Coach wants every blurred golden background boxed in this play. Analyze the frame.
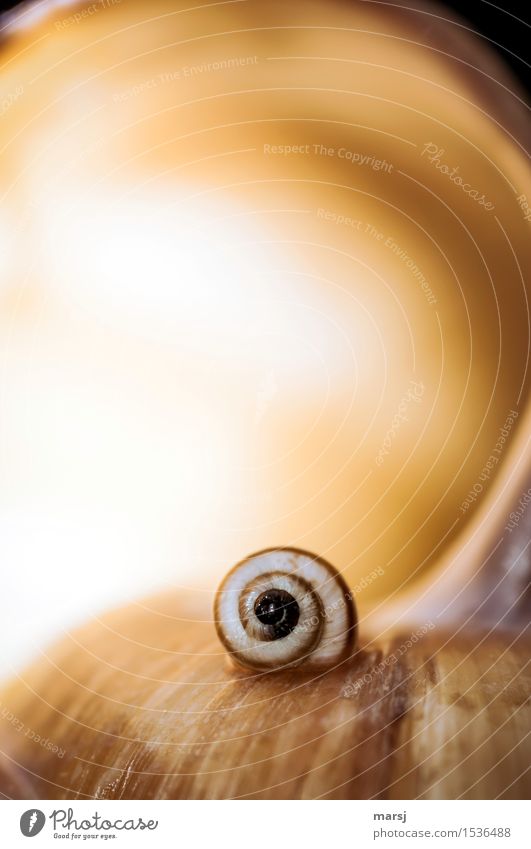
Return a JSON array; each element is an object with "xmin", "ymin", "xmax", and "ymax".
[{"xmin": 0, "ymin": 0, "xmax": 529, "ymax": 674}]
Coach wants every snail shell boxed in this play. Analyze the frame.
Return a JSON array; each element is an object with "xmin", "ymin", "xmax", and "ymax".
[
  {"xmin": 214, "ymin": 548, "xmax": 357, "ymax": 670},
  {"xmin": 0, "ymin": 0, "xmax": 529, "ymax": 803}
]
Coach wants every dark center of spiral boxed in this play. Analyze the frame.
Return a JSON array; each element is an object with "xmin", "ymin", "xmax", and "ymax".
[{"xmin": 254, "ymin": 589, "xmax": 300, "ymax": 639}]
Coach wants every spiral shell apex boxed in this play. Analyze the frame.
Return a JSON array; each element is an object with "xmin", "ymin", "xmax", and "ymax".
[{"xmin": 214, "ymin": 548, "xmax": 357, "ymax": 671}]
